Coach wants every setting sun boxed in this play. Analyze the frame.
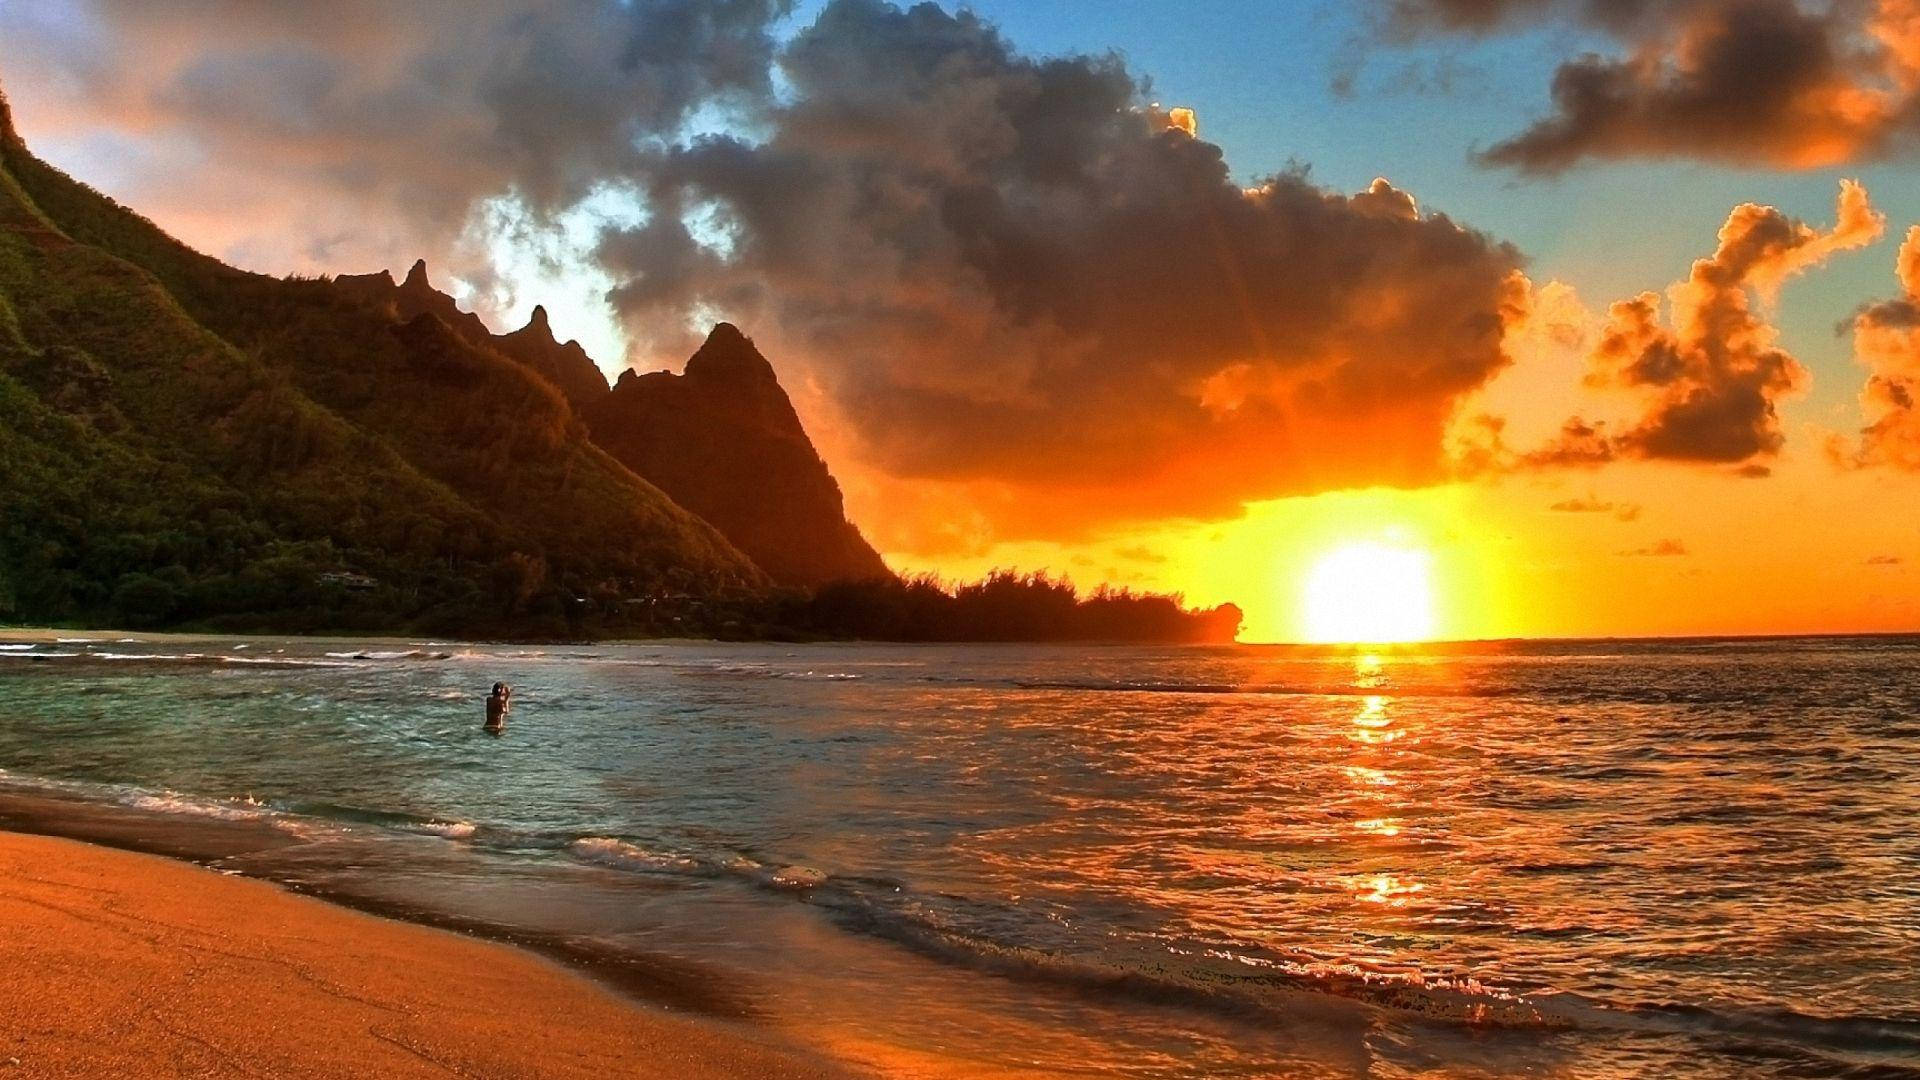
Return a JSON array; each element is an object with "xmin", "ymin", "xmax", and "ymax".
[{"xmin": 1302, "ymin": 542, "xmax": 1437, "ymax": 644}]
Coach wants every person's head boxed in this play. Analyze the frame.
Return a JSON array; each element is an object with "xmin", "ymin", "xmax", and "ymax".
[{"xmin": 492, "ymin": 682, "xmax": 507, "ymax": 696}]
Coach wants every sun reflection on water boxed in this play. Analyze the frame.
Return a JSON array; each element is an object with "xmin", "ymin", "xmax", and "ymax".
[
  {"xmin": 1357, "ymin": 873, "xmax": 1425, "ymax": 906},
  {"xmin": 1350, "ymin": 694, "xmax": 1403, "ymax": 745},
  {"xmin": 1344, "ymin": 652, "xmax": 1423, "ymax": 907},
  {"xmin": 1353, "ymin": 817, "xmax": 1402, "ymax": 836}
]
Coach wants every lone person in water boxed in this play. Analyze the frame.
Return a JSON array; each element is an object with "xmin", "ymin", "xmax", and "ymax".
[{"xmin": 485, "ymin": 682, "xmax": 512, "ymax": 733}]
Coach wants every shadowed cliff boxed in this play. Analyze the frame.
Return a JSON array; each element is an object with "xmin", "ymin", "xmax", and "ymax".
[
  {"xmin": 333, "ymin": 259, "xmax": 891, "ymax": 589},
  {"xmin": 584, "ymin": 324, "xmax": 891, "ymax": 589}
]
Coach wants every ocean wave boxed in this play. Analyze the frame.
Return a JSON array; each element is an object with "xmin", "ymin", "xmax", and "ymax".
[
  {"xmin": 1598, "ymin": 999, "xmax": 1920, "ymax": 1058},
  {"xmin": 801, "ymin": 882, "xmax": 1564, "ymax": 1030},
  {"xmin": 682, "ymin": 663, "xmax": 864, "ymax": 681},
  {"xmin": 121, "ymin": 790, "xmax": 274, "ymax": 822},
  {"xmin": 322, "ymin": 649, "xmax": 453, "ymax": 661},
  {"xmin": 797, "ymin": 872, "xmax": 1920, "ymax": 1057},
  {"xmin": 0, "ymin": 774, "xmax": 396, "ymax": 847},
  {"xmin": 562, "ymin": 835, "xmax": 827, "ymax": 893},
  {"xmin": 415, "ymin": 820, "xmax": 477, "ymax": 839},
  {"xmin": 546, "ymin": 836, "xmax": 1566, "ymax": 1031},
  {"xmin": 0, "ymin": 644, "xmax": 37, "ymax": 651},
  {"xmin": 568, "ymin": 836, "xmax": 704, "ymax": 874},
  {"xmin": 4, "ymin": 650, "xmax": 362, "ymax": 669},
  {"xmin": 218, "ymin": 656, "xmax": 362, "ymax": 668}
]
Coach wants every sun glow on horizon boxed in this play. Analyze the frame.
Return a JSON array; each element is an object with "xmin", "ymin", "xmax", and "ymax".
[{"xmin": 1301, "ymin": 541, "xmax": 1437, "ymax": 644}]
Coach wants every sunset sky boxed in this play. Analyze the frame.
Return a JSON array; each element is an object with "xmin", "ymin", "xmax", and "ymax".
[{"xmin": 5, "ymin": 0, "xmax": 1920, "ymax": 641}]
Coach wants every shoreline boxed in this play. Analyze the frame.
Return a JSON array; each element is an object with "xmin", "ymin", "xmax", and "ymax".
[
  {"xmin": 0, "ymin": 788, "xmax": 759, "ymax": 1020},
  {"xmin": 0, "ymin": 828, "xmax": 857, "ymax": 1079}
]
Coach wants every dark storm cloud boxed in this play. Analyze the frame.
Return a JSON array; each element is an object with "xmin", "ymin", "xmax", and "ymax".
[
  {"xmin": 1, "ymin": 0, "xmax": 788, "ymax": 234},
  {"xmin": 1376, "ymin": 0, "xmax": 1920, "ymax": 172},
  {"xmin": 601, "ymin": 0, "xmax": 1527, "ymax": 532},
  {"xmin": 3, "ymin": 0, "xmax": 1528, "ymax": 538}
]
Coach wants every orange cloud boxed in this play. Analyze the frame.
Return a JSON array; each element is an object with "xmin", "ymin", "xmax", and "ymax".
[
  {"xmin": 1521, "ymin": 181, "xmax": 1882, "ymax": 468},
  {"xmin": 1835, "ymin": 225, "xmax": 1920, "ymax": 470}
]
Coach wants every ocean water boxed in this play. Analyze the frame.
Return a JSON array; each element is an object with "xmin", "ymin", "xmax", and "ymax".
[{"xmin": 1, "ymin": 633, "xmax": 1918, "ymax": 1078}]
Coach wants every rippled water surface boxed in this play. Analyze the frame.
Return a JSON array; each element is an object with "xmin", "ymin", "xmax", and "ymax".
[{"xmin": 2, "ymin": 633, "xmax": 1918, "ymax": 1077}]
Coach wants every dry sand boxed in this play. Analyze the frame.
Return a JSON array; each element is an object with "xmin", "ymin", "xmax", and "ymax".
[{"xmin": 0, "ymin": 831, "xmax": 857, "ymax": 1079}]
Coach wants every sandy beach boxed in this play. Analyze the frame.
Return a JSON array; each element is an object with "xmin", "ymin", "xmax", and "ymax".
[{"xmin": 0, "ymin": 831, "xmax": 853, "ymax": 1079}]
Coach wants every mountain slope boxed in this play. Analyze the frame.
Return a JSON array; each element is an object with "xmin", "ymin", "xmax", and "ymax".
[
  {"xmin": 584, "ymin": 324, "xmax": 891, "ymax": 588},
  {"xmin": 0, "ymin": 86, "xmax": 762, "ymax": 633}
]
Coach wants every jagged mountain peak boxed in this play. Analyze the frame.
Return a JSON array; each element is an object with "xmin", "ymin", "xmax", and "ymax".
[
  {"xmin": 685, "ymin": 322, "xmax": 778, "ymax": 385},
  {"xmin": 584, "ymin": 326, "xmax": 890, "ymax": 589}
]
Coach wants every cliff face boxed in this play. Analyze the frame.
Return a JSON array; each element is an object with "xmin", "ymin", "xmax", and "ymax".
[
  {"xmin": 584, "ymin": 324, "xmax": 891, "ymax": 589},
  {"xmin": 333, "ymin": 264, "xmax": 609, "ymax": 411}
]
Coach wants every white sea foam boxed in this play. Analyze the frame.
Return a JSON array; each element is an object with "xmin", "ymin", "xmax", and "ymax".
[
  {"xmin": 322, "ymin": 649, "xmax": 450, "ymax": 661},
  {"xmin": 417, "ymin": 820, "xmax": 477, "ymax": 839},
  {"xmin": 221, "ymin": 655, "xmax": 359, "ymax": 668},
  {"xmin": 122, "ymin": 792, "xmax": 271, "ymax": 821},
  {"xmin": 568, "ymin": 836, "xmax": 701, "ymax": 873},
  {"xmin": 697, "ymin": 663, "xmax": 863, "ymax": 681},
  {"xmin": 0, "ymin": 644, "xmax": 35, "ymax": 651}
]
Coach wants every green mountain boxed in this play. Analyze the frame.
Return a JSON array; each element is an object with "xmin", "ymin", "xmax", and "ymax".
[{"xmin": 0, "ymin": 87, "xmax": 763, "ymax": 636}]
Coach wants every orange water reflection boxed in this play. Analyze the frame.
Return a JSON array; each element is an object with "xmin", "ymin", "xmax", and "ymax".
[
  {"xmin": 1356, "ymin": 873, "xmax": 1425, "ymax": 906},
  {"xmin": 1349, "ymin": 694, "xmax": 1403, "ymax": 745},
  {"xmin": 1345, "ymin": 653, "xmax": 1422, "ymax": 908}
]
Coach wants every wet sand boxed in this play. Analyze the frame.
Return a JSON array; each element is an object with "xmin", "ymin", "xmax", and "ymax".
[{"xmin": 0, "ymin": 831, "xmax": 854, "ymax": 1079}]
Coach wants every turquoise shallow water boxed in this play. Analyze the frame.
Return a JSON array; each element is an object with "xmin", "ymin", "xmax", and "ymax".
[{"xmin": 1, "ymin": 633, "xmax": 1918, "ymax": 1077}]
